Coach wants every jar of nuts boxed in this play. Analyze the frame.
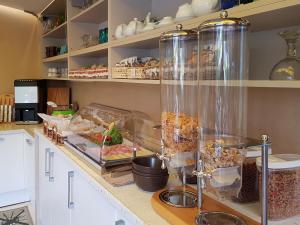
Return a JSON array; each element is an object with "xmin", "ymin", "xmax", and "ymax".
[{"xmin": 257, "ymin": 154, "xmax": 300, "ymax": 220}]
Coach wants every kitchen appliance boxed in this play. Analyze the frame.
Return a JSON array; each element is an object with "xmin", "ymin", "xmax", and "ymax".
[
  {"xmin": 14, "ymin": 79, "xmax": 46, "ymax": 124},
  {"xmin": 158, "ymin": 24, "xmax": 198, "ymax": 207}
]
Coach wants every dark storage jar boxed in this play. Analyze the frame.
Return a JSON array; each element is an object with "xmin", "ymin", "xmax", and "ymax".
[
  {"xmin": 257, "ymin": 154, "xmax": 300, "ymax": 220},
  {"xmin": 232, "ymin": 146, "xmax": 271, "ymax": 203}
]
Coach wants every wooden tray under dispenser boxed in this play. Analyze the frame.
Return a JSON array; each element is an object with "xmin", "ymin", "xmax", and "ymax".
[{"xmin": 151, "ymin": 186, "xmax": 260, "ymax": 225}]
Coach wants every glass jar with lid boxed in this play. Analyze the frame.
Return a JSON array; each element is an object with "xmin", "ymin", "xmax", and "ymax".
[
  {"xmin": 160, "ymin": 24, "xmax": 198, "ymax": 178},
  {"xmin": 256, "ymin": 154, "xmax": 300, "ymax": 220},
  {"xmin": 232, "ymin": 146, "xmax": 272, "ymax": 203},
  {"xmin": 197, "ymin": 11, "xmax": 250, "ymax": 199}
]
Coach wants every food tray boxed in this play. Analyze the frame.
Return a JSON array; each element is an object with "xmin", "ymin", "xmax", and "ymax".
[{"xmin": 66, "ymin": 133, "xmax": 153, "ymax": 167}]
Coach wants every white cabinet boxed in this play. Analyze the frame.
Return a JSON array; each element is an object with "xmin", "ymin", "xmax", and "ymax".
[
  {"xmin": 38, "ymin": 135, "xmax": 116, "ymax": 225},
  {"xmin": 24, "ymin": 134, "xmax": 36, "ymax": 223},
  {"xmin": 38, "ymin": 139, "xmax": 53, "ymax": 225},
  {"xmin": 51, "ymin": 150, "xmax": 72, "ymax": 225},
  {"xmin": 37, "ymin": 134, "xmax": 138, "ymax": 225},
  {"xmin": 71, "ymin": 170, "xmax": 116, "ymax": 225},
  {"xmin": 0, "ymin": 133, "xmax": 25, "ymax": 194},
  {"xmin": 38, "ymin": 138, "xmax": 72, "ymax": 225},
  {"xmin": 0, "ymin": 131, "xmax": 36, "ymax": 208}
]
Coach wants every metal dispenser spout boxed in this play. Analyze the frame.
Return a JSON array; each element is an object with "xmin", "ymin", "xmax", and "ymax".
[{"xmin": 192, "ymin": 153, "xmax": 212, "ymax": 210}]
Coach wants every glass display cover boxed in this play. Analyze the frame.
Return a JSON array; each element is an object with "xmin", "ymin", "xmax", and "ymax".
[{"xmin": 67, "ymin": 103, "xmax": 153, "ymax": 167}]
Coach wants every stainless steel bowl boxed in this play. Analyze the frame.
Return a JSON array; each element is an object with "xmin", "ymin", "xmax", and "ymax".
[{"xmin": 195, "ymin": 212, "xmax": 248, "ymax": 225}]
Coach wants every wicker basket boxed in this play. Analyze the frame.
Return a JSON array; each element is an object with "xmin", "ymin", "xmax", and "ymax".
[
  {"xmin": 144, "ymin": 66, "xmax": 159, "ymax": 80},
  {"xmin": 112, "ymin": 66, "xmax": 160, "ymax": 80},
  {"xmin": 112, "ymin": 67, "xmax": 128, "ymax": 79},
  {"xmin": 127, "ymin": 67, "xmax": 146, "ymax": 79}
]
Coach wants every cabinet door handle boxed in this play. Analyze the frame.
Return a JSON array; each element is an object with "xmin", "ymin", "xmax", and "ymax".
[
  {"xmin": 115, "ymin": 220, "xmax": 125, "ymax": 225},
  {"xmin": 26, "ymin": 138, "xmax": 33, "ymax": 145},
  {"xmin": 68, "ymin": 171, "xmax": 74, "ymax": 209},
  {"xmin": 49, "ymin": 152, "xmax": 54, "ymax": 182},
  {"xmin": 45, "ymin": 148, "xmax": 50, "ymax": 177}
]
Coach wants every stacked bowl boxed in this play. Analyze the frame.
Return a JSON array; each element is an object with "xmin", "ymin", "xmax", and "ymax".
[{"xmin": 132, "ymin": 156, "xmax": 169, "ymax": 192}]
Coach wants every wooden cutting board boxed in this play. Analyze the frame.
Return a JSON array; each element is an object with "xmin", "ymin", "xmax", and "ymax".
[
  {"xmin": 47, "ymin": 88, "xmax": 70, "ymax": 114},
  {"xmin": 151, "ymin": 186, "xmax": 261, "ymax": 225}
]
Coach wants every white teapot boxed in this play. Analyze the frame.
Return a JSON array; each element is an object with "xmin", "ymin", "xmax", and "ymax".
[
  {"xmin": 191, "ymin": 0, "xmax": 220, "ymax": 17},
  {"xmin": 125, "ymin": 18, "xmax": 144, "ymax": 36},
  {"xmin": 114, "ymin": 24, "xmax": 127, "ymax": 39}
]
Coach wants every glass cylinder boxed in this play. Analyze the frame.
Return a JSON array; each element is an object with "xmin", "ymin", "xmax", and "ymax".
[
  {"xmin": 198, "ymin": 12, "xmax": 250, "ymax": 199},
  {"xmin": 160, "ymin": 25, "xmax": 198, "ymax": 176}
]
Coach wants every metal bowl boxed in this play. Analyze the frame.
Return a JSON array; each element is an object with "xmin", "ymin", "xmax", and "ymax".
[
  {"xmin": 195, "ymin": 212, "xmax": 248, "ymax": 225},
  {"xmin": 159, "ymin": 189, "xmax": 197, "ymax": 208}
]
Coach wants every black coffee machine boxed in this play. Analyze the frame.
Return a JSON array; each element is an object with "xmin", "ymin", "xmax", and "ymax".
[{"xmin": 14, "ymin": 79, "xmax": 46, "ymax": 124}]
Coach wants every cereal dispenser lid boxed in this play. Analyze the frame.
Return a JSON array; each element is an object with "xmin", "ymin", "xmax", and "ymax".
[
  {"xmin": 160, "ymin": 24, "xmax": 197, "ymax": 41},
  {"xmin": 256, "ymin": 154, "xmax": 300, "ymax": 169},
  {"xmin": 198, "ymin": 11, "xmax": 250, "ymax": 31},
  {"xmin": 246, "ymin": 146, "xmax": 272, "ymax": 158}
]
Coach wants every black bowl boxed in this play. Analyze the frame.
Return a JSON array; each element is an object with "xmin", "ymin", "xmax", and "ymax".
[
  {"xmin": 133, "ymin": 170, "xmax": 169, "ymax": 192},
  {"xmin": 132, "ymin": 168, "xmax": 168, "ymax": 177},
  {"xmin": 132, "ymin": 156, "xmax": 168, "ymax": 175}
]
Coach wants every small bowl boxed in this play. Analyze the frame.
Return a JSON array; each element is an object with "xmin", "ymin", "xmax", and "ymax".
[
  {"xmin": 133, "ymin": 171, "xmax": 169, "ymax": 192},
  {"xmin": 132, "ymin": 156, "xmax": 168, "ymax": 175}
]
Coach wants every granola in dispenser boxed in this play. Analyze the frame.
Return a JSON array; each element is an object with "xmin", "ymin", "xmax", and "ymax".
[{"xmin": 161, "ymin": 111, "xmax": 198, "ymax": 155}]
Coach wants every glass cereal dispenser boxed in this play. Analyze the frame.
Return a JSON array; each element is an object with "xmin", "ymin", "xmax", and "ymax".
[
  {"xmin": 158, "ymin": 24, "xmax": 198, "ymax": 207},
  {"xmin": 195, "ymin": 10, "xmax": 250, "ymax": 207}
]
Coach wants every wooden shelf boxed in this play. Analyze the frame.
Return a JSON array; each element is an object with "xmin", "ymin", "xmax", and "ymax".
[
  {"xmin": 42, "ymin": 22, "xmax": 67, "ymax": 39},
  {"xmin": 70, "ymin": 0, "xmax": 108, "ymax": 24},
  {"xmin": 42, "ymin": 0, "xmax": 300, "ymax": 88},
  {"xmin": 70, "ymin": 43, "xmax": 108, "ymax": 57},
  {"xmin": 110, "ymin": 0, "xmax": 300, "ymax": 49},
  {"xmin": 245, "ymin": 80, "xmax": 300, "ymax": 88},
  {"xmin": 45, "ymin": 78, "xmax": 300, "ymax": 88},
  {"xmin": 46, "ymin": 77, "xmax": 110, "ymax": 82},
  {"xmin": 42, "ymin": 54, "xmax": 68, "ymax": 63},
  {"xmin": 46, "ymin": 77, "xmax": 160, "ymax": 84},
  {"xmin": 181, "ymin": 0, "xmax": 300, "ymax": 32},
  {"xmin": 41, "ymin": 0, "xmax": 66, "ymax": 15},
  {"xmin": 194, "ymin": 80, "xmax": 300, "ymax": 88},
  {"xmin": 111, "ymin": 79, "xmax": 160, "ymax": 85}
]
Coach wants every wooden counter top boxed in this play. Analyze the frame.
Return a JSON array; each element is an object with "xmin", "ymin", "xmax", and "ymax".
[
  {"xmin": 151, "ymin": 187, "xmax": 260, "ymax": 225},
  {"xmin": 0, "ymin": 123, "xmax": 42, "ymax": 137}
]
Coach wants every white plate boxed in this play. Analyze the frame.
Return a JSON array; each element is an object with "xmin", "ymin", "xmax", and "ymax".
[{"xmin": 155, "ymin": 22, "xmax": 174, "ymax": 28}]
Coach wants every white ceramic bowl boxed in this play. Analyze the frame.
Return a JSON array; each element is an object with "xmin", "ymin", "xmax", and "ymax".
[{"xmin": 176, "ymin": 3, "xmax": 194, "ymax": 19}]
